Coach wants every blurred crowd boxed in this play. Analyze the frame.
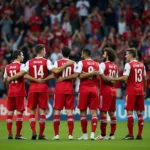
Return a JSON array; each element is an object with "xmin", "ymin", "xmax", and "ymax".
[{"xmin": 0, "ymin": 0, "xmax": 150, "ymax": 100}]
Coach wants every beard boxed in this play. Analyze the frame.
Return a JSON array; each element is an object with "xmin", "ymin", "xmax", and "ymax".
[
  {"xmin": 81, "ymin": 56, "xmax": 85, "ymax": 60},
  {"xmin": 103, "ymin": 57, "xmax": 106, "ymax": 62}
]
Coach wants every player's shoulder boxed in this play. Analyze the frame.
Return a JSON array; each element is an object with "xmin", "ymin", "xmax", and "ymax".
[
  {"xmin": 112, "ymin": 62, "xmax": 118, "ymax": 69},
  {"xmin": 57, "ymin": 58, "xmax": 66, "ymax": 62}
]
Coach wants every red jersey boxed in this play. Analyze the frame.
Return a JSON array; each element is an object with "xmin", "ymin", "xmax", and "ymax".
[
  {"xmin": 123, "ymin": 60, "xmax": 146, "ymax": 95},
  {"xmin": 54, "ymin": 59, "xmax": 75, "ymax": 94},
  {"xmin": 99, "ymin": 62, "xmax": 118, "ymax": 95},
  {"xmin": 29, "ymin": 16, "xmax": 42, "ymax": 32},
  {"xmin": 22, "ymin": 57, "xmax": 54, "ymax": 93},
  {"xmin": 90, "ymin": 20, "xmax": 101, "ymax": 34},
  {"xmin": 4, "ymin": 62, "xmax": 26, "ymax": 97},
  {"xmin": 76, "ymin": 59, "xmax": 99, "ymax": 92}
]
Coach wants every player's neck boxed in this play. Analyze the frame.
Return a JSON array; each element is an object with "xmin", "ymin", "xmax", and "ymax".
[
  {"xmin": 129, "ymin": 58, "xmax": 136, "ymax": 62},
  {"xmin": 84, "ymin": 57, "xmax": 91, "ymax": 60},
  {"xmin": 106, "ymin": 59, "xmax": 110, "ymax": 62},
  {"xmin": 13, "ymin": 59, "xmax": 20, "ymax": 63},
  {"xmin": 36, "ymin": 55, "xmax": 43, "ymax": 58},
  {"xmin": 62, "ymin": 57, "xmax": 69, "ymax": 60}
]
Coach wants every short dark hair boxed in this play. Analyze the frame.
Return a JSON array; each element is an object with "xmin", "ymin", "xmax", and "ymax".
[
  {"xmin": 104, "ymin": 47, "xmax": 116, "ymax": 62},
  {"xmin": 126, "ymin": 48, "xmax": 137, "ymax": 58},
  {"xmin": 12, "ymin": 50, "xmax": 22, "ymax": 60},
  {"xmin": 82, "ymin": 49, "xmax": 91, "ymax": 57},
  {"xmin": 35, "ymin": 44, "xmax": 45, "ymax": 54},
  {"xmin": 62, "ymin": 47, "xmax": 71, "ymax": 57}
]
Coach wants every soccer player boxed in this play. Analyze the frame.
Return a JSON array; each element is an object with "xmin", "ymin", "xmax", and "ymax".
[
  {"xmin": 110, "ymin": 48, "xmax": 147, "ymax": 140},
  {"xmin": 74, "ymin": 49, "xmax": 100, "ymax": 140},
  {"xmin": 95, "ymin": 48, "xmax": 118, "ymax": 140},
  {"xmin": 8, "ymin": 44, "xmax": 74, "ymax": 140},
  {"xmin": 3, "ymin": 50, "xmax": 39, "ymax": 140},
  {"xmin": 48, "ymin": 47, "xmax": 76, "ymax": 140},
  {"xmin": 58, "ymin": 49, "xmax": 100, "ymax": 140}
]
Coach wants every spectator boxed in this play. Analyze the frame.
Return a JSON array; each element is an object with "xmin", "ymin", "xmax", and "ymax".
[
  {"xmin": 2, "ymin": 31, "xmax": 24, "ymax": 51},
  {"xmin": 0, "ymin": 13, "xmax": 13, "ymax": 36},
  {"xmin": 76, "ymin": 0, "xmax": 90, "ymax": 23}
]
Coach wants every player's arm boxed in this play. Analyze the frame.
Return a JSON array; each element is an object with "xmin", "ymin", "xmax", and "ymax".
[
  {"xmin": 57, "ymin": 72, "xmax": 80, "ymax": 82},
  {"xmin": 48, "ymin": 60, "xmax": 75, "ymax": 74},
  {"xmin": 97, "ymin": 62, "xmax": 111, "ymax": 82},
  {"xmin": 79, "ymin": 71, "xmax": 97, "ymax": 79},
  {"xmin": 24, "ymin": 74, "xmax": 44, "ymax": 83},
  {"xmin": 109, "ymin": 63, "xmax": 130, "ymax": 82},
  {"xmin": 7, "ymin": 70, "xmax": 26, "ymax": 82},
  {"xmin": 3, "ymin": 78, "xmax": 7, "ymax": 84},
  {"xmin": 57, "ymin": 62, "xmax": 80, "ymax": 82},
  {"xmin": 8, "ymin": 62, "xmax": 29, "ymax": 82},
  {"xmin": 43, "ymin": 73, "xmax": 55, "ymax": 82},
  {"xmin": 110, "ymin": 75, "xmax": 128, "ymax": 82}
]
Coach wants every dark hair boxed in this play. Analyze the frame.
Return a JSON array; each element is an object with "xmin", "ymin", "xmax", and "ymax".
[
  {"xmin": 104, "ymin": 47, "xmax": 116, "ymax": 62},
  {"xmin": 35, "ymin": 44, "xmax": 45, "ymax": 54},
  {"xmin": 12, "ymin": 50, "xmax": 22, "ymax": 60},
  {"xmin": 126, "ymin": 48, "xmax": 137, "ymax": 58},
  {"xmin": 82, "ymin": 49, "xmax": 91, "ymax": 57},
  {"xmin": 62, "ymin": 47, "xmax": 71, "ymax": 57}
]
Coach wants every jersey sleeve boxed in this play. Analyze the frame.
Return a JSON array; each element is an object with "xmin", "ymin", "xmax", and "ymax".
[
  {"xmin": 75, "ymin": 61, "xmax": 82, "ymax": 73},
  {"xmin": 143, "ymin": 66, "xmax": 146, "ymax": 76},
  {"xmin": 20, "ymin": 64, "xmax": 25, "ymax": 70},
  {"xmin": 47, "ymin": 60, "xmax": 55, "ymax": 71},
  {"xmin": 53, "ymin": 61, "xmax": 58, "ymax": 68},
  {"xmin": 3, "ymin": 68, "xmax": 8, "ymax": 78},
  {"xmin": 73, "ymin": 62, "xmax": 77, "ymax": 72},
  {"xmin": 116, "ymin": 70, "xmax": 119, "ymax": 78},
  {"xmin": 21, "ymin": 61, "xmax": 29, "ymax": 72},
  {"xmin": 123, "ymin": 63, "xmax": 131, "ymax": 76},
  {"xmin": 99, "ymin": 62, "xmax": 105, "ymax": 75}
]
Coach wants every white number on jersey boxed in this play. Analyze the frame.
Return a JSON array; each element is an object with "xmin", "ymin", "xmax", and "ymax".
[
  {"xmin": 88, "ymin": 66, "xmax": 94, "ymax": 79},
  {"xmin": 33, "ymin": 65, "xmax": 44, "ymax": 78},
  {"xmin": 109, "ymin": 69, "xmax": 116, "ymax": 77},
  {"xmin": 135, "ymin": 68, "xmax": 142, "ymax": 82},
  {"xmin": 9, "ymin": 70, "xmax": 17, "ymax": 83},
  {"xmin": 62, "ymin": 67, "xmax": 72, "ymax": 77}
]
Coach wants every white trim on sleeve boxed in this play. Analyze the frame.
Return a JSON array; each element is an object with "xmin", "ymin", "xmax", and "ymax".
[
  {"xmin": 3, "ymin": 68, "xmax": 8, "ymax": 78},
  {"xmin": 21, "ymin": 61, "xmax": 29, "ymax": 72},
  {"xmin": 47, "ymin": 60, "xmax": 55, "ymax": 71},
  {"xmin": 73, "ymin": 62, "xmax": 77, "ymax": 72},
  {"xmin": 99, "ymin": 62, "xmax": 105, "ymax": 74},
  {"xmin": 53, "ymin": 61, "xmax": 58, "ymax": 68},
  {"xmin": 75, "ymin": 61, "xmax": 82, "ymax": 73},
  {"xmin": 144, "ymin": 66, "xmax": 146, "ymax": 76},
  {"xmin": 123, "ymin": 63, "xmax": 130, "ymax": 76}
]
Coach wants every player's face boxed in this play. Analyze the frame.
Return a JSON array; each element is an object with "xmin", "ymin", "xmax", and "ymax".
[
  {"xmin": 103, "ymin": 51, "xmax": 107, "ymax": 61},
  {"xmin": 42, "ymin": 48, "xmax": 46, "ymax": 57},
  {"xmin": 125, "ymin": 51, "xmax": 130, "ymax": 62},
  {"xmin": 81, "ymin": 51, "xmax": 85, "ymax": 60},
  {"xmin": 19, "ymin": 52, "xmax": 24, "ymax": 62}
]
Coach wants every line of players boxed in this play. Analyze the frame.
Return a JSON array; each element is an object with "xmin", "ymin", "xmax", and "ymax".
[{"xmin": 4, "ymin": 44, "xmax": 146, "ymax": 140}]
